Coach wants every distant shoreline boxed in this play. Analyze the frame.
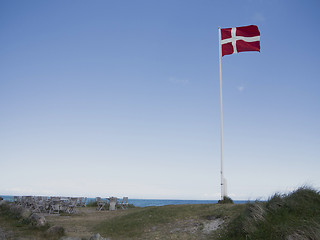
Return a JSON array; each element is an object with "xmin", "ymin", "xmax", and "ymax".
[{"xmin": 0, "ymin": 195, "xmax": 251, "ymax": 207}]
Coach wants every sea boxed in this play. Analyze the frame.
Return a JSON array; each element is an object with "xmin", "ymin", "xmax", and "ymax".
[{"xmin": 0, "ymin": 195, "xmax": 248, "ymax": 207}]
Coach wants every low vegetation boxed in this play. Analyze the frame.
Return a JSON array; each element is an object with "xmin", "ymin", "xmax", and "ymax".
[
  {"xmin": 85, "ymin": 200, "xmax": 98, "ymax": 207},
  {"xmin": 218, "ymin": 186, "xmax": 320, "ymax": 240},
  {"xmin": 1, "ymin": 186, "xmax": 319, "ymax": 239},
  {"xmin": 218, "ymin": 196, "xmax": 234, "ymax": 204},
  {"xmin": 93, "ymin": 203, "xmax": 243, "ymax": 239},
  {"xmin": 0, "ymin": 201, "xmax": 64, "ymax": 239}
]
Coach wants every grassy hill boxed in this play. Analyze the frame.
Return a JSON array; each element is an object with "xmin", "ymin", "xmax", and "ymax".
[
  {"xmin": 93, "ymin": 186, "xmax": 320, "ymax": 240},
  {"xmin": 93, "ymin": 203, "xmax": 243, "ymax": 239},
  {"xmin": 1, "ymin": 186, "xmax": 320, "ymax": 239}
]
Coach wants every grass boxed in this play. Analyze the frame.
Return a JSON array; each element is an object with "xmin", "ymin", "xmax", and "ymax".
[
  {"xmin": 93, "ymin": 187, "xmax": 320, "ymax": 240},
  {"xmin": 2, "ymin": 186, "xmax": 319, "ymax": 239},
  {"xmin": 218, "ymin": 186, "xmax": 320, "ymax": 240},
  {"xmin": 93, "ymin": 203, "xmax": 243, "ymax": 239},
  {"xmin": 0, "ymin": 202, "xmax": 64, "ymax": 240}
]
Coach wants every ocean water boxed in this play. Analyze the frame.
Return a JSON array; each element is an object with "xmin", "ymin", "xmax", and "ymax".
[
  {"xmin": 1, "ymin": 195, "xmax": 248, "ymax": 207},
  {"xmin": 88, "ymin": 198, "xmax": 249, "ymax": 206}
]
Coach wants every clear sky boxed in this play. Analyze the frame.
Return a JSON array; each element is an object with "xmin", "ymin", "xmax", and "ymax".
[{"xmin": 1, "ymin": 0, "xmax": 319, "ymax": 200}]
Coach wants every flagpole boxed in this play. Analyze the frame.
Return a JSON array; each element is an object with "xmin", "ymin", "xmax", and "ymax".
[{"xmin": 218, "ymin": 27, "xmax": 225, "ymax": 200}]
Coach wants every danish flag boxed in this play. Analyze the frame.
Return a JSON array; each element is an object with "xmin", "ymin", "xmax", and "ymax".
[{"xmin": 220, "ymin": 25, "xmax": 260, "ymax": 57}]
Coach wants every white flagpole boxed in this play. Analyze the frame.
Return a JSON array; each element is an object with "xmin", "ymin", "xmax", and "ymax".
[{"xmin": 218, "ymin": 27, "xmax": 225, "ymax": 200}]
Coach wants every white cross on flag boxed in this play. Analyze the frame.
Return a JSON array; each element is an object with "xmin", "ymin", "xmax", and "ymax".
[{"xmin": 220, "ymin": 25, "xmax": 260, "ymax": 57}]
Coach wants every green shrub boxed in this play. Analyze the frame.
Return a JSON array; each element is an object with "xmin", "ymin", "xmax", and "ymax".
[
  {"xmin": 218, "ymin": 196, "xmax": 234, "ymax": 204},
  {"xmin": 127, "ymin": 203, "xmax": 135, "ymax": 208},
  {"xmin": 86, "ymin": 201, "xmax": 98, "ymax": 207}
]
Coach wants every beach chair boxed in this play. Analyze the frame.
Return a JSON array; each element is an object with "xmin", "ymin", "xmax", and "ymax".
[
  {"xmin": 57, "ymin": 197, "xmax": 69, "ymax": 212},
  {"xmin": 96, "ymin": 197, "xmax": 106, "ymax": 211},
  {"xmin": 40, "ymin": 197, "xmax": 50, "ymax": 213},
  {"xmin": 31, "ymin": 197, "xmax": 42, "ymax": 213},
  {"xmin": 49, "ymin": 200, "xmax": 60, "ymax": 214},
  {"xmin": 120, "ymin": 197, "xmax": 129, "ymax": 209},
  {"xmin": 66, "ymin": 198, "xmax": 78, "ymax": 214},
  {"xmin": 23, "ymin": 196, "xmax": 32, "ymax": 208},
  {"xmin": 109, "ymin": 197, "xmax": 117, "ymax": 211},
  {"xmin": 37, "ymin": 198, "xmax": 47, "ymax": 213}
]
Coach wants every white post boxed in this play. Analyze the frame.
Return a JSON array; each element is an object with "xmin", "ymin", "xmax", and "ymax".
[{"xmin": 218, "ymin": 27, "xmax": 225, "ymax": 200}]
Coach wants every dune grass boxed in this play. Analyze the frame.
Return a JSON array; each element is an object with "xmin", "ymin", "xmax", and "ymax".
[
  {"xmin": 93, "ymin": 187, "xmax": 320, "ymax": 240},
  {"xmin": 219, "ymin": 186, "xmax": 320, "ymax": 240},
  {"xmin": 93, "ymin": 203, "xmax": 243, "ymax": 239}
]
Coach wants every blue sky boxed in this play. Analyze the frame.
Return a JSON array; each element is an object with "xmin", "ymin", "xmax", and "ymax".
[{"xmin": 1, "ymin": 0, "xmax": 319, "ymax": 200}]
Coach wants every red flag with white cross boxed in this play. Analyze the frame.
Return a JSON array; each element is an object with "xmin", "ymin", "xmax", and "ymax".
[
  {"xmin": 217, "ymin": 25, "xmax": 260, "ymax": 201},
  {"xmin": 220, "ymin": 25, "xmax": 260, "ymax": 56}
]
